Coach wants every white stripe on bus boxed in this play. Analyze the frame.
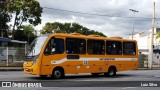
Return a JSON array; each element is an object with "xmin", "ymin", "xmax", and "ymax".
[{"xmin": 51, "ymin": 58, "xmax": 137, "ymax": 64}]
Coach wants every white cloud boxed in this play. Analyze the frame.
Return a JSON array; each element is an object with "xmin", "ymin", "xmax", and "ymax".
[{"xmin": 35, "ymin": 0, "xmax": 160, "ymax": 37}]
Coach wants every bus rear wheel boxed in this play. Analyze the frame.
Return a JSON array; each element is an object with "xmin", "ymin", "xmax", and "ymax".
[
  {"xmin": 104, "ymin": 67, "xmax": 116, "ymax": 77},
  {"xmin": 52, "ymin": 68, "xmax": 64, "ymax": 79}
]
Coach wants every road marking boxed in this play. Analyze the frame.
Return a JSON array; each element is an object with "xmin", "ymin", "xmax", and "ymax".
[{"xmin": 122, "ymin": 87, "xmax": 137, "ymax": 89}]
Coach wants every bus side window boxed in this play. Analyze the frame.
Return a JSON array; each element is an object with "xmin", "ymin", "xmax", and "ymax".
[
  {"xmin": 44, "ymin": 38, "xmax": 53, "ymax": 55},
  {"xmin": 123, "ymin": 42, "xmax": 136, "ymax": 55},
  {"xmin": 51, "ymin": 38, "xmax": 55, "ymax": 53},
  {"xmin": 44, "ymin": 38, "xmax": 64, "ymax": 55},
  {"xmin": 78, "ymin": 39, "xmax": 86, "ymax": 54},
  {"xmin": 87, "ymin": 40, "xmax": 93, "ymax": 54},
  {"xmin": 66, "ymin": 38, "xmax": 86, "ymax": 54},
  {"xmin": 106, "ymin": 41, "xmax": 122, "ymax": 55},
  {"xmin": 87, "ymin": 40, "xmax": 105, "ymax": 55},
  {"xmin": 54, "ymin": 39, "xmax": 64, "ymax": 54}
]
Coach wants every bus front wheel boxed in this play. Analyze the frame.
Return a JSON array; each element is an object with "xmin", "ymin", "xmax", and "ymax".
[{"xmin": 52, "ymin": 68, "xmax": 64, "ymax": 79}]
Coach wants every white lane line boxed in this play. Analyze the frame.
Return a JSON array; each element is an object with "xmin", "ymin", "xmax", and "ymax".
[{"xmin": 122, "ymin": 87, "xmax": 137, "ymax": 89}]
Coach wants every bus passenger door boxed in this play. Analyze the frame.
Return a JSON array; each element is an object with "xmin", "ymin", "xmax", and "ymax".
[{"xmin": 41, "ymin": 37, "xmax": 66, "ymax": 75}]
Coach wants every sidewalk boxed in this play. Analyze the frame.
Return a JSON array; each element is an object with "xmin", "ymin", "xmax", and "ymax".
[
  {"xmin": 138, "ymin": 67, "xmax": 160, "ymax": 70},
  {"xmin": 0, "ymin": 67, "xmax": 23, "ymax": 71}
]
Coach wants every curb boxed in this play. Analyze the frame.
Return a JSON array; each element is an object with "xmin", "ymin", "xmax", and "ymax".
[{"xmin": 0, "ymin": 67, "xmax": 23, "ymax": 71}]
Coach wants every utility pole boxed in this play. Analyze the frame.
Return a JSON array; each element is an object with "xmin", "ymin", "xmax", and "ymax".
[
  {"xmin": 129, "ymin": 9, "xmax": 138, "ymax": 40},
  {"xmin": 149, "ymin": 1, "xmax": 155, "ymax": 69}
]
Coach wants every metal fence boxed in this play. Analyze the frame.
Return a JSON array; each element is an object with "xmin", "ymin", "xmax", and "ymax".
[
  {"xmin": 138, "ymin": 54, "xmax": 160, "ymax": 69},
  {"xmin": 0, "ymin": 47, "xmax": 25, "ymax": 67}
]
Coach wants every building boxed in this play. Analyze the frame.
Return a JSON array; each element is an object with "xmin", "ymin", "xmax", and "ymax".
[{"xmin": 129, "ymin": 27, "xmax": 160, "ymax": 64}]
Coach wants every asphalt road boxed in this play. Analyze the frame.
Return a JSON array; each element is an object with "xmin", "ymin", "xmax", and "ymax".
[{"xmin": 0, "ymin": 70, "xmax": 160, "ymax": 90}]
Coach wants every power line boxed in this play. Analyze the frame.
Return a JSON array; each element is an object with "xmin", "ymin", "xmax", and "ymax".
[{"xmin": 42, "ymin": 7, "xmax": 160, "ymax": 20}]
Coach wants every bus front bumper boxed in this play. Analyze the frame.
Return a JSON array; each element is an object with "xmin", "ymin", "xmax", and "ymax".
[{"xmin": 23, "ymin": 67, "xmax": 38, "ymax": 75}]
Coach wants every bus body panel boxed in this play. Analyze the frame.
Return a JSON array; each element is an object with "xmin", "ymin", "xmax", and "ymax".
[{"xmin": 38, "ymin": 54, "xmax": 138, "ymax": 75}]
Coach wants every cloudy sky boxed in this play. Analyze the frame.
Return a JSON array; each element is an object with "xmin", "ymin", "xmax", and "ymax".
[{"xmin": 35, "ymin": 0, "xmax": 160, "ymax": 38}]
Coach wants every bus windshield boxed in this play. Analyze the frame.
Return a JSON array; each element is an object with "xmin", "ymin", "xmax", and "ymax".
[{"xmin": 26, "ymin": 36, "xmax": 48, "ymax": 57}]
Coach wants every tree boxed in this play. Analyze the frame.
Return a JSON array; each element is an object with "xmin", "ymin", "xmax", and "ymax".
[
  {"xmin": 0, "ymin": 12, "xmax": 10, "ymax": 37},
  {"xmin": 14, "ymin": 25, "xmax": 36, "ymax": 44},
  {"xmin": 23, "ymin": 25, "xmax": 36, "ymax": 44},
  {"xmin": 40, "ymin": 22, "xmax": 61, "ymax": 34},
  {"xmin": 4, "ymin": 0, "xmax": 42, "ymax": 39},
  {"xmin": 0, "ymin": 0, "xmax": 11, "ymax": 37},
  {"xmin": 40, "ymin": 22, "xmax": 106, "ymax": 37}
]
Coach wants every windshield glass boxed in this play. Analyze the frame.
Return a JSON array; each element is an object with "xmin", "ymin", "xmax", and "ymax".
[{"xmin": 26, "ymin": 36, "xmax": 48, "ymax": 56}]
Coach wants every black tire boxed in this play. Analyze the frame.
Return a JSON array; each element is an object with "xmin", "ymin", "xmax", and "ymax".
[
  {"xmin": 104, "ymin": 67, "xmax": 116, "ymax": 77},
  {"xmin": 52, "ymin": 68, "xmax": 64, "ymax": 79},
  {"xmin": 40, "ymin": 75, "xmax": 47, "ymax": 78},
  {"xmin": 91, "ymin": 73, "xmax": 100, "ymax": 77}
]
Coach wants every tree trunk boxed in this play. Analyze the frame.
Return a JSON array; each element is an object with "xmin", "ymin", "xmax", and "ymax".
[{"xmin": 12, "ymin": 10, "xmax": 19, "ymax": 39}]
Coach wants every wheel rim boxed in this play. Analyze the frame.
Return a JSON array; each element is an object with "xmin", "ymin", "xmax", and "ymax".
[
  {"xmin": 109, "ymin": 69, "xmax": 114, "ymax": 76},
  {"xmin": 54, "ymin": 70, "xmax": 61, "ymax": 79}
]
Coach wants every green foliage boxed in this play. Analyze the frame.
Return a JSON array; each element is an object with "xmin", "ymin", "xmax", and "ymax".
[
  {"xmin": 14, "ymin": 25, "xmax": 36, "ymax": 44},
  {"xmin": 156, "ymin": 28, "xmax": 160, "ymax": 39},
  {"xmin": 40, "ymin": 22, "xmax": 106, "ymax": 37},
  {"xmin": 156, "ymin": 32, "xmax": 160, "ymax": 39},
  {"xmin": 0, "ymin": 0, "xmax": 12, "ymax": 37},
  {"xmin": 1, "ymin": 0, "xmax": 42, "ymax": 39},
  {"xmin": 23, "ymin": 25, "xmax": 35, "ymax": 38}
]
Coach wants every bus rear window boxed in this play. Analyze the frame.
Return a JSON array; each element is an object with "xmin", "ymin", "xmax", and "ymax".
[{"xmin": 123, "ymin": 42, "xmax": 136, "ymax": 55}]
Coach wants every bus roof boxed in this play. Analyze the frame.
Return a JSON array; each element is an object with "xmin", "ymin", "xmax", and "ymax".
[{"xmin": 46, "ymin": 33, "xmax": 136, "ymax": 41}]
